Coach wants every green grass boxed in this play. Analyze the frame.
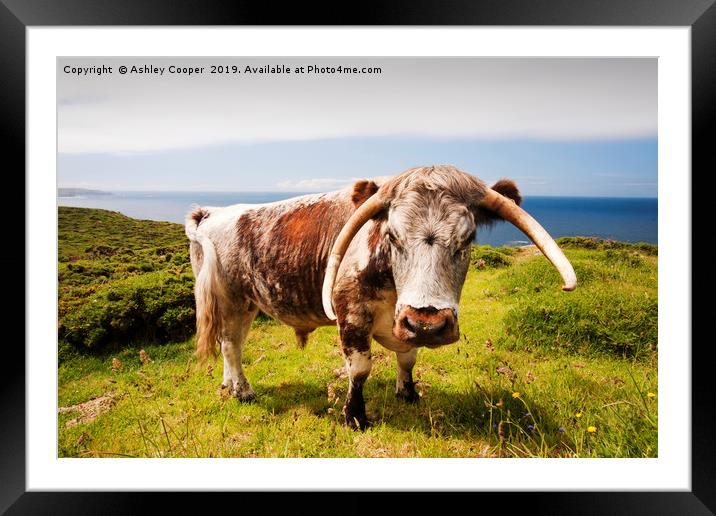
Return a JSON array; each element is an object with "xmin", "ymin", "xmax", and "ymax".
[
  {"xmin": 58, "ymin": 207, "xmax": 187, "ymax": 261},
  {"xmin": 499, "ymin": 247, "xmax": 657, "ymax": 360},
  {"xmin": 58, "ymin": 209, "xmax": 658, "ymax": 458}
]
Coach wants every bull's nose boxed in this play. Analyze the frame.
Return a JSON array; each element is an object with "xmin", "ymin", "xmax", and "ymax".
[{"xmin": 397, "ymin": 306, "xmax": 456, "ymax": 341}]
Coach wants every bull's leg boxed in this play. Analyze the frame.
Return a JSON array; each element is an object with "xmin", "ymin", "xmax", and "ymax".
[
  {"xmin": 342, "ymin": 348, "xmax": 372, "ymax": 430},
  {"xmin": 220, "ymin": 305, "xmax": 259, "ymax": 402},
  {"xmin": 395, "ymin": 348, "xmax": 419, "ymax": 403},
  {"xmin": 339, "ymin": 326, "xmax": 373, "ymax": 430}
]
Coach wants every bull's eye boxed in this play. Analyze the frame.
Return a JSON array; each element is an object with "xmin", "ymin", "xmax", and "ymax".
[
  {"xmin": 454, "ymin": 231, "xmax": 475, "ymax": 257},
  {"xmin": 387, "ymin": 229, "xmax": 403, "ymax": 250}
]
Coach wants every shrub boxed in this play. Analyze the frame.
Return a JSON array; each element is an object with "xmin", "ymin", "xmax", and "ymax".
[
  {"xmin": 172, "ymin": 253, "xmax": 189, "ymax": 265},
  {"xmin": 59, "ymin": 271, "xmax": 195, "ymax": 354},
  {"xmin": 556, "ymin": 236, "xmax": 657, "ymax": 256},
  {"xmin": 470, "ymin": 245, "xmax": 514, "ymax": 269}
]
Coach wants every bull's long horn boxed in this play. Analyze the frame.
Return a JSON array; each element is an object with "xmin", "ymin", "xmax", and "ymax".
[
  {"xmin": 480, "ymin": 188, "xmax": 577, "ymax": 291},
  {"xmin": 322, "ymin": 194, "xmax": 387, "ymax": 320}
]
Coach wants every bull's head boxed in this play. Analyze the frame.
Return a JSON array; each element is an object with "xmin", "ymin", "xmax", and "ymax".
[{"xmin": 322, "ymin": 165, "xmax": 576, "ymax": 348}]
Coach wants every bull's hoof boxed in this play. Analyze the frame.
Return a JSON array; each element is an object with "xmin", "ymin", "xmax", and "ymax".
[
  {"xmin": 223, "ymin": 380, "xmax": 256, "ymax": 403},
  {"xmin": 343, "ymin": 407, "xmax": 370, "ymax": 431},
  {"xmin": 396, "ymin": 380, "xmax": 419, "ymax": 403},
  {"xmin": 396, "ymin": 388, "xmax": 420, "ymax": 403},
  {"xmin": 236, "ymin": 390, "xmax": 256, "ymax": 403}
]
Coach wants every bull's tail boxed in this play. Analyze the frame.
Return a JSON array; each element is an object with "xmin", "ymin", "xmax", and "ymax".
[{"xmin": 186, "ymin": 207, "xmax": 225, "ymax": 362}]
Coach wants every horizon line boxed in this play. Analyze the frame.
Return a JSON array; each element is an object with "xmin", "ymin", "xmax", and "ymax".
[{"xmin": 57, "ymin": 188, "xmax": 658, "ymax": 199}]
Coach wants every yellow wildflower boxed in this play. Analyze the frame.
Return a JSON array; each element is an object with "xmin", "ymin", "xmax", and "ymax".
[
  {"xmin": 587, "ymin": 426, "xmax": 597, "ymax": 433},
  {"xmin": 575, "ymin": 412, "xmax": 583, "ymax": 418},
  {"xmin": 512, "ymin": 392, "xmax": 521, "ymax": 399},
  {"xmin": 647, "ymin": 392, "xmax": 656, "ymax": 398}
]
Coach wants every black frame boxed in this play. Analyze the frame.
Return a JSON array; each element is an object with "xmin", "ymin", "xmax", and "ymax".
[{"xmin": 2, "ymin": 1, "xmax": 710, "ymax": 513}]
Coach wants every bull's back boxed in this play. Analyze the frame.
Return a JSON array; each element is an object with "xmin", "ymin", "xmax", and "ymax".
[{"xmin": 217, "ymin": 192, "xmax": 353, "ymax": 327}]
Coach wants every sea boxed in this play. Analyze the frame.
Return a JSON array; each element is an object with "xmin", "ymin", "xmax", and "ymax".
[{"xmin": 57, "ymin": 191, "xmax": 658, "ymax": 247}]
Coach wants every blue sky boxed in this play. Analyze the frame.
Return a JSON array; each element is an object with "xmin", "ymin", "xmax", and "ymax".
[
  {"xmin": 58, "ymin": 137, "xmax": 657, "ymax": 197},
  {"xmin": 57, "ymin": 57, "xmax": 657, "ymax": 197}
]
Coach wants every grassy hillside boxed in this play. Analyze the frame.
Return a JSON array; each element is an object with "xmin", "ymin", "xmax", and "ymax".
[
  {"xmin": 57, "ymin": 207, "xmax": 658, "ymax": 458},
  {"xmin": 58, "ymin": 208, "xmax": 195, "ymax": 359}
]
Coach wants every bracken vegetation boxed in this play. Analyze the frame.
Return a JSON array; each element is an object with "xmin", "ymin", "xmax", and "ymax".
[{"xmin": 58, "ymin": 208, "xmax": 658, "ymax": 458}]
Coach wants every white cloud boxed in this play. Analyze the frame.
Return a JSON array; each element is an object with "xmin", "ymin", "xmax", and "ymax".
[
  {"xmin": 58, "ymin": 57, "xmax": 657, "ymax": 155},
  {"xmin": 593, "ymin": 172, "xmax": 628, "ymax": 178},
  {"xmin": 276, "ymin": 178, "xmax": 357, "ymax": 190}
]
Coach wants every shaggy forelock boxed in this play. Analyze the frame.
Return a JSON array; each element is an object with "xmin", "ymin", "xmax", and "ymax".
[
  {"xmin": 387, "ymin": 165, "xmax": 488, "ymax": 207},
  {"xmin": 386, "ymin": 166, "xmax": 483, "ymax": 252}
]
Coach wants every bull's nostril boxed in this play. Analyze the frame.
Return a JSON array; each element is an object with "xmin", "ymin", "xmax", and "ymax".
[
  {"xmin": 432, "ymin": 318, "xmax": 447, "ymax": 332},
  {"xmin": 403, "ymin": 316, "xmax": 418, "ymax": 333}
]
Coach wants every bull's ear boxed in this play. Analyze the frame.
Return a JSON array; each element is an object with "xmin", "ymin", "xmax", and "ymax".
[
  {"xmin": 351, "ymin": 180, "xmax": 380, "ymax": 209},
  {"xmin": 475, "ymin": 179, "xmax": 522, "ymax": 224},
  {"xmin": 491, "ymin": 179, "xmax": 522, "ymax": 206}
]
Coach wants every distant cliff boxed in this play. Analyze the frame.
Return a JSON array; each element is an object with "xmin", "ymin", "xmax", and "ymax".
[{"xmin": 58, "ymin": 187, "xmax": 112, "ymax": 197}]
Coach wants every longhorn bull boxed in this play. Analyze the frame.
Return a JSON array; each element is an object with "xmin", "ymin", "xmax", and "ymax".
[{"xmin": 185, "ymin": 165, "xmax": 576, "ymax": 429}]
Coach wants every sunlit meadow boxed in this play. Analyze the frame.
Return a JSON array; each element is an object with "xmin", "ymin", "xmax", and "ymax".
[{"xmin": 58, "ymin": 208, "xmax": 657, "ymax": 458}]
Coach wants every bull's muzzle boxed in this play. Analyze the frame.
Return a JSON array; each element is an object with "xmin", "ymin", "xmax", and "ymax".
[{"xmin": 393, "ymin": 306, "xmax": 459, "ymax": 347}]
